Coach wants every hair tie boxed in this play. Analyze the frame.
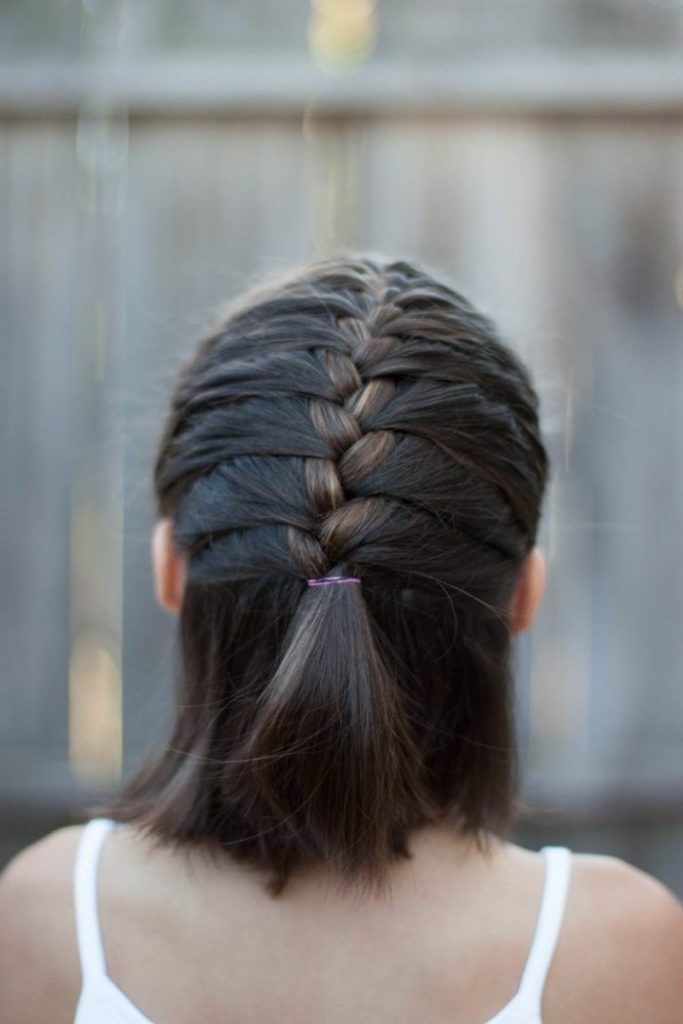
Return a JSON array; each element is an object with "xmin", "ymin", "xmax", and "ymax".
[{"xmin": 307, "ymin": 576, "xmax": 361, "ymax": 587}]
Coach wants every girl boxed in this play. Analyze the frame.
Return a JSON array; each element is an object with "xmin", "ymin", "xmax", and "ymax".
[{"xmin": 1, "ymin": 255, "xmax": 681, "ymax": 1023}]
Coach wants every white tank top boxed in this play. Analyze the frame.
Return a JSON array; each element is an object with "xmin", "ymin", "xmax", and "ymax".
[{"xmin": 73, "ymin": 817, "xmax": 572, "ymax": 1024}]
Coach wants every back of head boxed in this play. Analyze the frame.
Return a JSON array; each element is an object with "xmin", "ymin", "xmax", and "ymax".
[{"xmin": 110, "ymin": 254, "xmax": 549, "ymax": 897}]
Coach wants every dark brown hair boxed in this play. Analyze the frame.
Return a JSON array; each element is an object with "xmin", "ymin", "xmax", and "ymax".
[{"xmin": 106, "ymin": 254, "xmax": 549, "ymax": 897}]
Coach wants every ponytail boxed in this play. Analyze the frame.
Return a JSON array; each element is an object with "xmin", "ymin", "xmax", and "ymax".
[{"xmin": 235, "ymin": 572, "xmax": 434, "ymax": 895}]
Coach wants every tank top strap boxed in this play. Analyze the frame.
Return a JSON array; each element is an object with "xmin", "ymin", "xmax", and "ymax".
[
  {"xmin": 517, "ymin": 845, "xmax": 572, "ymax": 1010},
  {"xmin": 73, "ymin": 817, "xmax": 116, "ymax": 985}
]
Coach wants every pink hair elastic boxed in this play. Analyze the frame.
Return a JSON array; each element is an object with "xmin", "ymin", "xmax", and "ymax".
[{"xmin": 307, "ymin": 576, "xmax": 361, "ymax": 587}]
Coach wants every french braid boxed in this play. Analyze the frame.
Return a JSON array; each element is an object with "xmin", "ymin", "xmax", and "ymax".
[{"xmin": 108, "ymin": 255, "xmax": 549, "ymax": 897}]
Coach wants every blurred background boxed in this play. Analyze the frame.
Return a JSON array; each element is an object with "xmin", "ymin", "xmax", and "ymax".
[{"xmin": 1, "ymin": 0, "xmax": 682, "ymax": 893}]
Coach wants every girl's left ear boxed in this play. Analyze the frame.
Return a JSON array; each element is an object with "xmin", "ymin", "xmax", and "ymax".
[
  {"xmin": 151, "ymin": 518, "xmax": 186, "ymax": 614},
  {"xmin": 508, "ymin": 546, "xmax": 547, "ymax": 635}
]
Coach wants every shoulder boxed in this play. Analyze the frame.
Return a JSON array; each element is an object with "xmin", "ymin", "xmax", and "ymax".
[
  {"xmin": 0, "ymin": 823, "xmax": 85, "ymax": 918},
  {"xmin": 569, "ymin": 850, "xmax": 683, "ymax": 942},
  {"xmin": 549, "ymin": 850, "xmax": 683, "ymax": 1024},
  {"xmin": 0, "ymin": 825, "xmax": 86, "ymax": 1024}
]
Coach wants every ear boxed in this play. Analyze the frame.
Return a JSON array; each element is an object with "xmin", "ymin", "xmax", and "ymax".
[
  {"xmin": 152, "ymin": 518, "xmax": 186, "ymax": 614},
  {"xmin": 508, "ymin": 546, "xmax": 546, "ymax": 635}
]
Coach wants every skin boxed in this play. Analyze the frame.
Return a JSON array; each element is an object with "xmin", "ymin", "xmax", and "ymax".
[{"xmin": 1, "ymin": 526, "xmax": 682, "ymax": 1024}]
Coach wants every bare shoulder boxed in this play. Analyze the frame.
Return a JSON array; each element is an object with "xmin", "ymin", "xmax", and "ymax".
[
  {"xmin": 548, "ymin": 850, "xmax": 683, "ymax": 1024},
  {"xmin": 0, "ymin": 825, "xmax": 85, "ymax": 1024}
]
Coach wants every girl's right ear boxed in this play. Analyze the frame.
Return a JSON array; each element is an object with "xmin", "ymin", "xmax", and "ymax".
[{"xmin": 151, "ymin": 518, "xmax": 186, "ymax": 614}]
